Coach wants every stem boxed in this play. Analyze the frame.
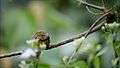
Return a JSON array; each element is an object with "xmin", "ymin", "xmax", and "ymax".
[
  {"xmin": 67, "ymin": 39, "xmax": 84, "ymax": 64},
  {"xmin": 0, "ymin": 51, "xmax": 22, "ymax": 59},
  {"xmin": 86, "ymin": 6, "xmax": 103, "ymax": 15},
  {"xmin": 81, "ymin": 1, "xmax": 105, "ymax": 11}
]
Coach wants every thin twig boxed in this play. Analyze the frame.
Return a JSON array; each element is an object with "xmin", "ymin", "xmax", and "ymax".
[
  {"xmin": 86, "ymin": 6, "xmax": 103, "ymax": 15},
  {"xmin": 67, "ymin": 38, "xmax": 84, "ymax": 64},
  {"xmin": 0, "ymin": 51, "xmax": 22, "ymax": 59},
  {"xmin": 101, "ymin": 0, "xmax": 106, "ymax": 9},
  {"xmin": 80, "ymin": 0, "xmax": 105, "ymax": 11}
]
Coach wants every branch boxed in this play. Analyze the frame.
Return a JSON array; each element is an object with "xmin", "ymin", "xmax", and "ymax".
[
  {"xmin": 86, "ymin": 6, "xmax": 103, "ymax": 15},
  {"xmin": 47, "ymin": 9, "xmax": 113, "ymax": 50},
  {"xmin": 80, "ymin": 0, "xmax": 105, "ymax": 11},
  {"xmin": 47, "ymin": 21, "xmax": 105, "ymax": 50},
  {"xmin": 0, "ymin": 51, "xmax": 22, "ymax": 59}
]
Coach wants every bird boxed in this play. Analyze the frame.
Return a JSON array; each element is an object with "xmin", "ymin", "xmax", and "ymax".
[{"xmin": 32, "ymin": 31, "xmax": 50, "ymax": 50}]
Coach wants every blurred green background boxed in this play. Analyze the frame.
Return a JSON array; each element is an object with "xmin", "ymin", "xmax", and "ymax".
[{"xmin": 0, "ymin": 0, "xmax": 120, "ymax": 68}]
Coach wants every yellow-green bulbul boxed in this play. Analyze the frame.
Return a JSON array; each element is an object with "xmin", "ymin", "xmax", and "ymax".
[{"xmin": 32, "ymin": 31, "xmax": 50, "ymax": 50}]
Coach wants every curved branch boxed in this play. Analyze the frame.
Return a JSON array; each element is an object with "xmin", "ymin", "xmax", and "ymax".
[{"xmin": 47, "ymin": 20, "xmax": 105, "ymax": 50}]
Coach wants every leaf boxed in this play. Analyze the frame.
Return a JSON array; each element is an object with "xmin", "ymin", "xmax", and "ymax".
[
  {"xmin": 93, "ymin": 57, "xmax": 100, "ymax": 68},
  {"xmin": 71, "ymin": 61, "xmax": 88, "ymax": 68}
]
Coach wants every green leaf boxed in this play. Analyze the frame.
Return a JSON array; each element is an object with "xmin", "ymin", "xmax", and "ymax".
[
  {"xmin": 93, "ymin": 57, "xmax": 100, "ymax": 68},
  {"xmin": 70, "ymin": 61, "xmax": 88, "ymax": 68}
]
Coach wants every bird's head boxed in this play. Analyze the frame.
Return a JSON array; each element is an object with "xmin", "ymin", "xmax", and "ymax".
[{"xmin": 32, "ymin": 31, "xmax": 49, "ymax": 41}]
